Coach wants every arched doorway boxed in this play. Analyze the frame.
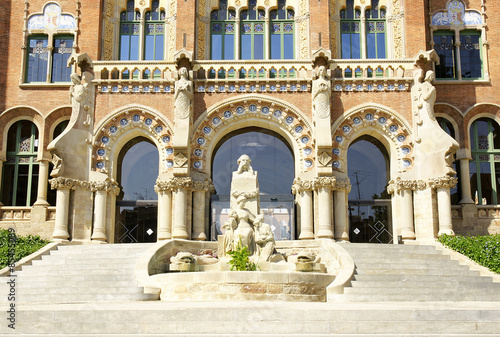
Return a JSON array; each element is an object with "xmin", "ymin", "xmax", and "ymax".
[
  {"xmin": 115, "ymin": 137, "xmax": 159, "ymax": 243},
  {"xmin": 210, "ymin": 127, "xmax": 295, "ymax": 241},
  {"xmin": 347, "ymin": 136, "xmax": 392, "ymax": 243}
]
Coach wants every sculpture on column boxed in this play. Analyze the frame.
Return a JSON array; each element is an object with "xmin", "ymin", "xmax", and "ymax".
[
  {"xmin": 412, "ymin": 69, "xmax": 459, "ymax": 178},
  {"xmin": 312, "ymin": 66, "xmax": 331, "ymax": 119},
  {"xmin": 174, "ymin": 67, "xmax": 193, "ymax": 120}
]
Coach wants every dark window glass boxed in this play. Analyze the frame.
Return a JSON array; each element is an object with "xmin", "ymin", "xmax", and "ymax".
[
  {"xmin": 51, "ymin": 37, "xmax": 73, "ymax": 82},
  {"xmin": 434, "ymin": 33, "xmax": 456, "ymax": 79},
  {"xmin": 26, "ymin": 37, "xmax": 48, "ymax": 83},
  {"xmin": 460, "ymin": 31, "xmax": 481, "ymax": 78}
]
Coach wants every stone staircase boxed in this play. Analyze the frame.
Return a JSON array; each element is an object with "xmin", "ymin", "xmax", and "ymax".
[
  {"xmin": 333, "ymin": 243, "xmax": 500, "ymax": 302},
  {"xmin": 0, "ymin": 242, "xmax": 499, "ymax": 336},
  {"xmin": 10, "ymin": 243, "xmax": 158, "ymax": 303}
]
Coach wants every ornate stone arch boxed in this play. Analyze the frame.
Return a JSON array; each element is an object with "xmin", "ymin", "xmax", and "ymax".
[
  {"xmin": 191, "ymin": 95, "xmax": 313, "ymax": 176},
  {"xmin": 92, "ymin": 106, "xmax": 173, "ymax": 176},
  {"xmin": 464, "ymin": 103, "xmax": 500, "ymax": 150},
  {"xmin": 0, "ymin": 106, "xmax": 44, "ymax": 156},
  {"xmin": 331, "ymin": 104, "xmax": 413, "ymax": 175}
]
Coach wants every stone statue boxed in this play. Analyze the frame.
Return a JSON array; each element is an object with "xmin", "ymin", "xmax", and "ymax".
[
  {"xmin": 48, "ymin": 71, "xmax": 94, "ymax": 179},
  {"xmin": 411, "ymin": 69, "xmax": 459, "ymax": 178},
  {"xmin": 254, "ymin": 212, "xmax": 276, "ymax": 262},
  {"xmin": 222, "ymin": 216, "xmax": 237, "ymax": 254},
  {"xmin": 312, "ymin": 66, "xmax": 331, "ymax": 119},
  {"xmin": 230, "ymin": 154, "xmax": 259, "ymax": 215},
  {"xmin": 174, "ymin": 67, "xmax": 192, "ymax": 119},
  {"xmin": 230, "ymin": 196, "xmax": 256, "ymax": 255}
]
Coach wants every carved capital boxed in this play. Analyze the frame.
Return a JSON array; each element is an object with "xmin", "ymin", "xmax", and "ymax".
[
  {"xmin": 49, "ymin": 177, "xmax": 90, "ymax": 191},
  {"xmin": 428, "ymin": 176, "xmax": 458, "ymax": 189},
  {"xmin": 313, "ymin": 176, "xmax": 337, "ymax": 189},
  {"xmin": 334, "ymin": 178, "xmax": 352, "ymax": 193},
  {"xmin": 91, "ymin": 178, "xmax": 120, "ymax": 195},
  {"xmin": 192, "ymin": 178, "xmax": 215, "ymax": 193},
  {"xmin": 387, "ymin": 177, "xmax": 416, "ymax": 194},
  {"xmin": 291, "ymin": 177, "xmax": 314, "ymax": 194}
]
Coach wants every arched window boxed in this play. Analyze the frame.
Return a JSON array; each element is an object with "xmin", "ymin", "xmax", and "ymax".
[
  {"xmin": 340, "ymin": 0, "xmax": 361, "ymax": 59},
  {"xmin": 347, "ymin": 136, "xmax": 392, "ymax": 243},
  {"xmin": 1, "ymin": 121, "xmax": 39, "ymax": 206},
  {"xmin": 144, "ymin": 0, "xmax": 165, "ymax": 60},
  {"xmin": 270, "ymin": 0, "xmax": 294, "ymax": 59},
  {"xmin": 120, "ymin": 0, "xmax": 141, "ymax": 60},
  {"xmin": 365, "ymin": 0, "xmax": 386, "ymax": 59},
  {"xmin": 431, "ymin": 1, "xmax": 484, "ymax": 80},
  {"xmin": 211, "ymin": 128, "xmax": 295, "ymax": 241},
  {"xmin": 210, "ymin": 0, "xmax": 236, "ymax": 60},
  {"xmin": 469, "ymin": 118, "xmax": 500, "ymax": 205},
  {"xmin": 437, "ymin": 117, "xmax": 461, "ymax": 205},
  {"xmin": 240, "ymin": 0, "xmax": 265, "ymax": 60},
  {"xmin": 115, "ymin": 137, "xmax": 159, "ymax": 243}
]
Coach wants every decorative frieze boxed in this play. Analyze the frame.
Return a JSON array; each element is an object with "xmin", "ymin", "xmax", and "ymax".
[
  {"xmin": 90, "ymin": 179, "xmax": 120, "ymax": 195},
  {"xmin": 49, "ymin": 177, "xmax": 89, "ymax": 190},
  {"xmin": 155, "ymin": 177, "xmax": 193, "ymax": 192},
  {"xmin": 387, "ymin": 176, "xmax": 458, "ymax": 194}
]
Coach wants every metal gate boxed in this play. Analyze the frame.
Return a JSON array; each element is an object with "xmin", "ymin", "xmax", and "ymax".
[{"xmin": 348, "ymin": 199, "xmax": 392, "ymax": 244}]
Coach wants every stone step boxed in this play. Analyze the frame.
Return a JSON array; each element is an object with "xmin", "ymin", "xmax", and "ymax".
[
  {"xmin": 8, "ymin": 274, "xmax": 138, "ymax": 282},
  {"xmin": 347, "ymin": 253, "xmax": 450, "ymax": 261},
  {"xmin": 343, "ymin": 286, "xmax": 500, "ymax": 297},
  {"xmin": 329, "ymin": 292, "xmax": 500, "ymax": 302},
  {"xmin": 354, "ymin": 267, "xmax": 480, "ymax": 276},
  {"xmin": 19, "ymin": 286, "xmax": 148, "ymax": 295},
  {"xmin": 351, "ymin": 274, "xmax": 495, "ymax": 283},
  {"xmin": 339, "ymin": 243, "xmax": 438, "ymax": 251},
  {"xmin": 25, "ymin": 261, "xmax": 140, "ymax": 269},
  {"xmin": 17, "ymin": 293, "xmax": 158, "ymax": 303},
  {"xmin": 41, "ymin": 252, "xmax": 145, "ymax": 259},
  {"xmin": 350, "ymin": 280, "xmax": 500, "ymax": 289},
  {"xmin": 17, "ymin": 279, "xmax": 138, "ymax": 288},
  {"xmin": 18, "ymin": 268, "xmax": 137, "ymax": 276},
  {"xmin": 353, "ymin": 261, "xmax": 467, "ymax": 270}
]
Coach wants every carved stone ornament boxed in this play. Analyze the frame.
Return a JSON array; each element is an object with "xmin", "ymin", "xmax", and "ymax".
[
  {"xmin": 291, "ymin": 177, "xmax": 314, "ymax": 194},
  {"xmin": 335, "ymin": 178, "xmax": 352, "ymax": 192},
  {"xmin": 318, "ymin": 151, "xmax": 332, "ymax": 167},
  {"xmin": 49, "ymin": 177, "xmax": 90, "ymax": 191},
  {"xmin": 174, "ymin": 68, "xmax": 193, "ymax": 119},
  {"xmin": 174, "ymin": 152, "xmax": 188, "ymax": 167},
  {"xmin": 90, "ymin": 178, "xmax": 120, "ymax": 195},
  {"xmin": 313, "ymin": 176, "xmax": 337, "ymax": 189},
  {"xmin": 232, "ymin": 188, "xmax": 260, "ymax": 200},
  {"xmin": 312, "ymin": 66, "xmax": 331, "ymax": 119},
  {"xmin": 192, "ymin": 178, "xmax": 216, "ymax": 193},
  {"xmin": 428, "ymin": 176, "xmax": 458, "ymax": 189}
]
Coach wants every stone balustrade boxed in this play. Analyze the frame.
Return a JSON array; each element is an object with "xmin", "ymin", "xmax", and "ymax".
[
  {"xmin": 0, "ymin": 207, "xmax": 32, "ymax": 221},
  {"xmin": 92, "ymin": 58, "xmax": 416, "ymax": 94}
]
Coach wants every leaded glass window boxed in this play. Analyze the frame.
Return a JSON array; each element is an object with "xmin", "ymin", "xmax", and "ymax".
[
  {"xmin": 270, "ymin": 0, "xmax": 294, "ymax": 59},
  {"xmin": 51, "ymin": 36, "xmax": 73, "ymax": 82},
  {"xmin": 340, "ymin": 0, "xmax": 361, "ymax": 59},
  {"xmin": 144, "ymin": 0, "xmax": 165, "ymax": 60},
  {"xmin": 365, "ymin": 0, "xmax": 386, "ymax": 59},
  {"xmin": 460, "ymin": 31, "xmax": 482, "ymax": 79},
  {"xmin": 1, "ymin": 121, "xmax": 39, "ymax": 206},
  {"xmin": 120, "ymin": 0, "xmax": 140, "ymax": 60},
  {"xmin": 240, "ymin": 0, "xmax": 265, "ymax": 60},
  {"xmin": 434, "ymin": 32, "xmax": 456, "ymax": 79},
  {"xmin": 26, "ymin": 36, "xmax": 49, "ymax": 83},
  {"xmin": 211, "ymin": 0, "xmax": 236, "ymax": 60},
  {"xmin": 470, "ymin": 118, "xmax": 500, "ymax": 205}
]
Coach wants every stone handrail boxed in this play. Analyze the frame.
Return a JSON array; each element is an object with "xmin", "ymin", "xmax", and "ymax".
[
  {"xmin": 0, "ymin": 242, "xmax": 59, "ymax": 276},
  {"xmin": 321, "ymin": 239, "xmax": 356, "ymax": 297}
]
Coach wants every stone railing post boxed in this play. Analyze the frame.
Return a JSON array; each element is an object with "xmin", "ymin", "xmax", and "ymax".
[
  {"xmin": 292, "ymin": 178, "xmax": 314, "ymax": 240},
  {"xmin": 191, "ymin": 178, "xmax": 215, "ymax": 241}
]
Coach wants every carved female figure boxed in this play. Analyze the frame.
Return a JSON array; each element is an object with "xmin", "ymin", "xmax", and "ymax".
[
  {"xmin": 174, "ymin": 67, "xmax": 193, "ymax": 119},
  {"xmin": 312, "ymin": 66, "xmax": 331, "ymax": 119},
  {"xmin": 231, "ymin": 196, "xmax": 256, "ymax": 255}
]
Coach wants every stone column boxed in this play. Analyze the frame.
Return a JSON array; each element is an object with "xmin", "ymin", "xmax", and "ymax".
[
  {"xmin": 91, "ymin": 189, "xmax": 108, "ymax": 241},
  {"xmin": 155, "ymin": 178, "xmax": 173, "ymax": 240},
  {"xmin": 292, "ymin": 178, "xmax": 314, "ymax": 240},
  {"xmin": 334, "ymin": 183, "xmax": 350, "ymax": 241},
  {"xmin": 50, "ymin": 178, "xmax": 74, "ymax": 240},
  {"xmin": 429, "ymin": 176, "xmax": 458, "ymax": 236},
  {"xmin": 437, "ymin": 187, "xmax": 454, "ymax": 236},
  {"xmin": 90, "ymin": 179, "xmax": 120, "ymax": 242},
  {"xmin": 0, "ymin": 159, "xmax": 4, "ymax": 206},
  {"xmin": 171, "ymin": 177, "xmax": 192, "ymax": 239},
  {"xmin": 191, "ymin": 179, "xmax": 215, "ymax": 241},
  {"xmin": 314, "ymin": 177, "xmax": 335, "ymax": 239},
  {"xmin": 459, "ymin": 157, "xmax": 474, "ymax": 204},
  {"xmin": 400, "ymin": 188, "xmax": 416, "ymax": 240},
  {"xmin": 34, "ymin": 159, "xmax": 50, "ymax": 206},
  {"xmin": 387, "ymin": 178, "xmax": 416, "ymax": 240}
]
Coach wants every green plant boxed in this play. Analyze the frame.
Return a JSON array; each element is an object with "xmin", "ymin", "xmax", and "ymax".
[
  {"xmin": 0, "ymin": 229, "xmax": 50, "ymax": 269},
  {"xmin": 438, "ymin": 234, "xmax": 500, "ymax": 274},
  {"xmin": 226, "ymin": 239, "xmax": 258, "ymax": 271}
]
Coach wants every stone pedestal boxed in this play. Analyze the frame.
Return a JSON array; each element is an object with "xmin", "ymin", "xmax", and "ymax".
[{"xmin": 230, "ymin": 171, "xmax": 259, "ymax": 217}]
